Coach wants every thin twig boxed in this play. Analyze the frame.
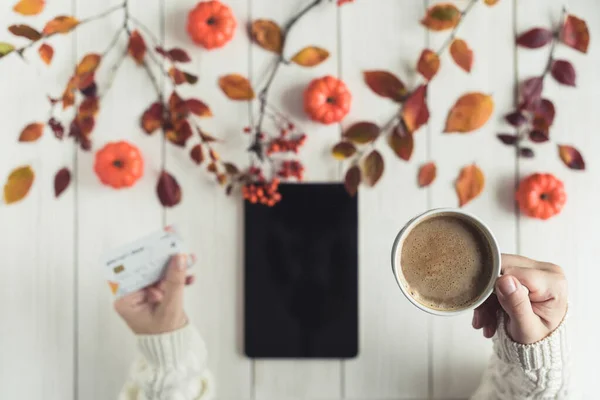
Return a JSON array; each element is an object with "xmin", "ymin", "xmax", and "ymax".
[
  {"xmin": 129, "ymin": 15, "xmax": 162, "ymax": 48},
  {"xmin": 100, "ymin": 49, "xmax": 128, "ymax": 99},
  {"xmin": 102, "ymin": 27, "xmax": 125, "ymax": 57},
  {"xmin": 435, "ymin": 0, "xmax": 479, "ymax": 56},
  {"xmin": 141, "ymin": 60, "xmax": 161, "ymax": 98}
]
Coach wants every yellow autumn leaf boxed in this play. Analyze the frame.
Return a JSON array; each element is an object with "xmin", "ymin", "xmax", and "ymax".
[
  {"xmin": 4, "ymin": 165, "xmax": 35, "ymax": 204},
  {"xmin": 13, "ymin": 0, "xmax": 45, "ymax": 16},
  {"xmin": 291, "ymin": 47, "xmax": 330, "ymax": 67}
]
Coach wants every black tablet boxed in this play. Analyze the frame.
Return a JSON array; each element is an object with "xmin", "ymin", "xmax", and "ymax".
[{"xmin": 244, "ymin": 183, "xmax": 358, "ymax": 358}]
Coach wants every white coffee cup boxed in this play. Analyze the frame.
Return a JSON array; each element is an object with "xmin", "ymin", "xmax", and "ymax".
[{"xmin": 391, "ymin": 208, "xmax": 501, "ymax": 316}]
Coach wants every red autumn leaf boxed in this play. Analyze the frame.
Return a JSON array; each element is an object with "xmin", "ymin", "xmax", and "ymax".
[
  {"xmin": 76, "ymin": 115, "xmax": 95, "ymax": 136},
  {"xmin": 19, "ymin": 122, "xmax": 44, "ymax": 142},
  {"xmin": 332, "ymin": 141, "xmax": 357, "ymax": 160},
  {"xmin": 402, "ymin": 85, "xmax": 429, "ymax": 134},
  {"xmin": 190, "ymin": 144, "xmax": 204, "ymax": 164},
  {"xmin": 529, "ymin": 130, "xmax": 549, "ymax": 143},
  {"xmin": 519, "ymin": 76, "xmax": 543, "ymax": 110},
  {"xmin": 362, "ymin": 150, "xmax": 384, "ymax": 187},
  {"xmin": 186, "ymin": 99, "xmax": 212, "ymax": 117},
  {"xmin": 534, "ymin": 99, "xmax": 555, "ymax": 126},
  {"xmin": 3, "ymin": 165, "xmax": 34, "ymax": 204},
  {"xmin": 363, "ymin": 70, "xmax": 407, "ymax": 102},
  {"xmin": 519, "ymin": 147, "xmax": 534, "ymax": 158},
  {"xmin": 169, "ymin": 48, "xmax": 191, "ymax": 62},
  {"xmin": 13, "ymin": 0, "xmax": 44, "ymax": 16},
  {"xmin": 558, "ymin": 144, "xmax": 585, "ymax": 170},
  {"xmin": 78, "ymin": 96, "xmax": 99, "ymax": 117},
  {"xmin": 551, "ymin": 59, "xmax": 576, "ymax": 86},
  {"xmin": 48, "ymin": 118, "xmax": 64, "ymax": 139},
  {"xmin": 337, "ymin": 0, "xmax": 354, "ymax": 5},
  {"xmin": 166, "ymin": 120, "xmax": 193, "ymax": 147},
  {"xmin": 416, "ymin": 49, "xmax": 440, "ymax": 81},
  {"xmin": 42, "ymin": 16, "xmax": 79, "ymax": 35},
  {"xmin": 343, "ymin": 121, "xmax": 380, "ymax": 144},
  {"xmin": 169, "ymin": 67, "xmax": 186, "ymax": 85},
  {"xmin": 444, "ymin": 92, "xmax": 494, "ymax": 133},
  {"xmin": 388, "ymin": 125, "xmax": 413, "ymax": 161},
  {"xmin": 418, "ymin": 162, "xmax": 436, "ymax": 187},
  {"xmin": 505, "ymin": 111, "xmax": 527, "ymax": 127},
  {"xmin": 344, "ymin": 165, "xmax": 361, "ymax": 196},
  {"xmin": 497, "ymin": 133, "xmax": 518, "ymax": 145},
  {"xmin": 421, "ymin": 3, "xmax": 461, "ymax": 31},
  {"xmin": 251, "ymin": 19, "xmax": 283, "ymax": 54},
  {"xmin": 219, "ymin": 74, "xmax": 255, "ymax": 100},
  {"xmin": 8, "ymin": 24, "xmax": 42, "ymax": 41},
  {"xmin": 223, "ymin": 162, "xmax": 239, "ymax": 175},
  {"xmin": 141, "ymin": 102, "xmax": 163, "ymax": 134},
  {"xmin": 157, "ymin": 171, "xmax": 181, "ymax": 207},
  {"xmin": 450, "ymin": 38, "xmax": 473, "ymax": 72},
  {"xmin": 127, "ymin": 30, "xmax": 146, "ymax": 65},
  {"xmin": 455, "ymin": 164, "xmax": 485, "ymax": 207},
  {"xmin": 38, "ymin": 43, "xmax": 53, "ymax": 65},
  {"xmin": 54, "ymin": 167, "xmax": 70, "ymax": 197},
  {"xmin": 561, "ymin": 14, "xmax": 589, "ymax": 53},
  {"xmin": 168, "ymin": 91, "xmax": 188, "ymax": 119},
  {"xmin": 516, "ymin": 28, "xmax": 553, "ymax": 48}
]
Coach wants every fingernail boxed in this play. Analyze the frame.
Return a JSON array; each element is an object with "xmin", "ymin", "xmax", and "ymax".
[
  {"xmin": 176, "ymin": 255, "xmax": 186, "ymax": 270},
  {"xmin": 497, "ymin": 276, "xmax": 517, "ymax": 296},
  {"xmin": 472, "ymin": 312, "xmax": 479, "ymax": 328}
]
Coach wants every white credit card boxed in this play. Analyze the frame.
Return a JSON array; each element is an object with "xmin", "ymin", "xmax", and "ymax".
[{"xmin": 101, "ymin": 226, "xmax": 192, "ymax": 297}]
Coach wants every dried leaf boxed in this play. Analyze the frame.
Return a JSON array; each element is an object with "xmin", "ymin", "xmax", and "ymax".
[
  {"xmin": 186, "ymin": 99, "xmax": 212, "ymax": 117},
  {"xmin": 529, "ymin": 130, "xmax": 549, "ymax": 143},
  {"xmin": 484, "ymin": 0, "xmax": 500, "ymax": 5},
  {"xmin": 520, "ymin": 76, "xmax": 543, "ymax": 110},
  {"xmin": 343, "ymin": 122, "xmax": 380, "ymax": 144},
  {"xmin": 166, "ymin": 120, "xmax": 192, "ymax": 147},
  {"xmin": 449, "ymin": 38, "xmax": 473, "ymax": 73},
  {"xmin": 497, "ymin": 133, "xmax": 518, "ymax": 145},
  {"xmin": 504, "ymin": 111, "xmax": 526, "ymax": 127},
  {"xmin": 534, "ymin": 99, "xmax": 555, "ymax": 126},
  {"xmin": 331, "ymin": 141, "xmax": 357, "ymax": 160},
  {"xmin": 444, "ymin": 92, "xmax": 494, "ymax": 133},
  {"xmin": 418, "ymin": 162, "xmax": 436, "ymax": 187},
  {"xmin": 8, "ymin": 25, "xmax": 42, "ymax": 41},
  {"xmin": 207, "ymin": 163, "xmax": 218, "ymax": 173},
  {"xmin": 216, "ymin": 174, "xmax": 227, "ymax": 186},
  {"xmin": 157, "ymin": 171, "xmax": 181, "ymax": 207},
  {"xmin": 455, "ymin": 164, "xmax": 484, "ymax": 207},
  {"xmin": 561, "ymin": 14, "xmax": 589, "ymax": 53},
  {"xmin": 76, "ymin": 115, "xmax": 95, "ymax": 136},
  {"xmin": 61, "ymin": 77, "xmax": 76, "ymax": 109},
  {"xmin": 558, "ymin": 144, "xmax": 585, "ymax": 170},
  {"xmin": 519, "ymin": 147, "xmax": 534, "ymax": 158},
  {"xmin": 209, "ymin": 149, "xmax": 219, "ymax": 161},
  {"xmin": 184, "ymin": 71, "xmax": 198, "ymax": 84},
  {"xmin": 0, "ymin": 42, "xmax": 15, "ymax": 58},
  {"xmin": 48, "ymin": 118, "xmax": 64, "ymax": 139},
  {"xmin": 13, "ymin": 0, "xmax": 44, "ymax": 15},
  {"xmin": 219, "ymin": 74, "xmax": 255, "ymax": 100},
  {"xmin": 516, "ymin": 28, "xmax": 553, "ymax": 48},
  {"xmin": 402, "ymin": 85, "xmax": 429, "ymax": 133},
  {"xmin": 168, "ymin": 91, "xmax": 187, "ymax": 118},
  {"xmin": 19, "ymin": 122, "xmax": 44, "ymax": 142},
  {"xmin": 127, "ymin": 30, "xmax": 146, "ymax": 65},
  {"xmin": 363, "ymin": 70, "xmax": 407, "ymax": 102},
  {"xmin": 166, "ymin": 47, "xmax": 191, "ymax": 62},
  {"xmin": 199, "ymin": 130, "xmax": 217, "ymax": 142},
  {"xmin": 38, "ymin": 43, "xmax": 53, "ymax": 65},
  {"xmin": 344, "ymin": 165, "xmax": 361, "ymax": 196},
  {"xmin": 78, "ymin": 96, "xmax": 99, "ymax": 118},
  {"xmin": 362, "ymin": 150, "xmax": 384, "ymax": 187},
  {"xmin": 54, "ymin": 167, "xmax": 70, "ymax": 198},
  {"xmin": 76, "ymin": 53, "xmax": 101, "ymax": 76},
  {"xmin": 416, "ymin": 49, "xmax": 440, "ymax": 81},
  {"xmin": 291, "ymin": 47, "xmax": 329, "ymax": 67},
  {"xmin": 42, "ymin": 16, "xmax": 79, "ymax": 35},
  {"xmin": 170, "ymin": 68, "xmax": 197, "ymax": 85},
  {"xmin": 190, "ymin": 144, "xmax": 204, "ymax": 164},
  {"xmin": 223, "ymin": 162, "xmax": 239, "ymax": 175},
  {"xmin": 551, "ymin": 59, "xmax": 576, "ymax": 86},
  {"xmin": 388, "ymin": 127, "xmax": 413, "ymax": 161},
  {"xmin": 3, "ymin": 165, "xmax": 34, "ymax": 204},
  {"xmin": 141, "ymin": 102, "xmax": 163, "ymax": 134},
  {"xmin": 421, "ymin": 3, "xmax": 461, "ymax": 31},
  {"xmin": 250, "ymin": 19, "xmax": 283, "ymax": 54}
]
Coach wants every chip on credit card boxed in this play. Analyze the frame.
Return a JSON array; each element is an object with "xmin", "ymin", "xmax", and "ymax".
[{"xmin": 101, "ymin": 226, "xmax": 192, "ymax": 297}]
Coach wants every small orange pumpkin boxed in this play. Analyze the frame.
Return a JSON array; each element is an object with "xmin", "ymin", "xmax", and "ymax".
[
  {"xmin": 304, "ymin": 75, "xmax": 351, "ymax": 125},
  {"xmin": 516, "ymin": 173, "xmax": 566, "ymax": 220},
  {"xmin": 94, "ymin": 141, "xmax": 144, "ymax": 189},
  {"xmin": 187, "ymin": 0, "xmax": 236, "ymax": 50}
]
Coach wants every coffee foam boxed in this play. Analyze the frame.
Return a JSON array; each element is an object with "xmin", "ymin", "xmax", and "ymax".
[{"xmin": 399, "ymin": 213, "xmax": 492, "ymax": 311}]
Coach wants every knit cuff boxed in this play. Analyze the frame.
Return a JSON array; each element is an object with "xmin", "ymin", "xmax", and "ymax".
[
  {"xmin": 137, "ymin": 324, "xmax": 197, "ymax": 369},
  {"xmin": 494, "ymin": 311, "xmax": 568, "ymax": 371}
]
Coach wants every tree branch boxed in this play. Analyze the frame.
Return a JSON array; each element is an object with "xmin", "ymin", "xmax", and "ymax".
[{"xmin": 435, "ymin": 0, "xmax": 478, "ymax": 56}]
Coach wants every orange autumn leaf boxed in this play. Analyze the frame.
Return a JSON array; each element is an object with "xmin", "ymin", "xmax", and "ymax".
[
  {"xmin": 38, "ymin": 43, "xmax": 53, "ymax": 65},
  {"xmin": 484, "ymin": 0, "xmax": 500, "ymax": 5},
  {"xmin": 42, "ymin": 16, "xmax": 79, "ymax": 35},
  {"xmin": 127, "ymin": 30, "xmax": 146, "ymax": 65},
  {"xmin": 108, "ymin": 281, "xmax": 119, "ymax": 295},
  {"xmin": 444, "ymin": 92, "xmax": 494, "ymax": 133},
  {"xmin": 455, "ymin": 164, "xmax": 485, "ymax": 207},
  {"xmin": 417, "ymin": 49, "xmax": 440, "ymax": 81},
  {"xmin": 78, "ymin": 96, "xmax": 99, "ymax": 117},
  {"xmin": 402, "ymin": 85, "xmax": 429, "ymax": 133},
  {"xmin": 13, "ymin": 0, "xmax": 45, "ymax": 16},
  {"xmin": 450, "ymin": 38, "xmax": 473, "ymax": 73},
  {"xmin": 76, "ymin": 53, "xmax": 101, "ymax": 76},
  {"xmin": 18, "ymin": 122, "xmax": 44, "ymax": 142},
  {"xmin": 186, "ymin": 99, "xmax": 212, "ymax": 117},
  {"xmin": 418, "ymin": 162, "xmax": 436, "ymax": 187},
  {"xmin": 251, "ymin": 19, "xmax": 283, "ymax": 54},
  {"xmin": 3, "ymin": 165, "xmax": 35, "ymax": 204},
  {"xmin": 219, "ymin": 74, "xmax": 255, "ymax": 100},
  {"xmin": 291, "ymin": 47, "xmax": 330, "ymax": 67},
  {"xmin": 421, "ymin": 3, "xmax": 461, "ymax": 31}
]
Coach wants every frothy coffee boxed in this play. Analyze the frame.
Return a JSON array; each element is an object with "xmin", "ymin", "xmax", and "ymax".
[{"xmin": 399, "ymin": 214, "xmax": 492, "ymax": 311}]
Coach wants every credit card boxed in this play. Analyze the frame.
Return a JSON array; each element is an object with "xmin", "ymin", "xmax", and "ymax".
[{"xmin": 101, "ymin": 226, "xmax": 192, "ymax": 297}]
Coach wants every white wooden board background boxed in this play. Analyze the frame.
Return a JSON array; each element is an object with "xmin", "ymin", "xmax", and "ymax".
[{"xmin": 0, "ymin": 0, "xmax": 598, "ymax": 399}]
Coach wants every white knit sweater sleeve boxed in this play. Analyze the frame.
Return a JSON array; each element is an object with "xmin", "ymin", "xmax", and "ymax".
[
  {"xmin": 471, "ymin": 313, "xmax": 569, "ymax": 400},
  {"xmin": 118, "ymin": 324, "xmax": 214, "ymax": 400}
]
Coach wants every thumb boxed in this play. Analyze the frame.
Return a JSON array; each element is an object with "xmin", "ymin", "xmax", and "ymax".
[
  {"xmin": 160, "ymin": 255, "xmax": 187, "ymax": 312},
  {"xmin": 495, "ymin": 275, "xmax": 539, "ymax": 334}
]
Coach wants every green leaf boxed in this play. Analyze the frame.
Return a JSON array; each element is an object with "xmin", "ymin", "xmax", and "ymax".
[{"xmin": 0, "ymin": 42, "xmax": 15, "ymax": 58}]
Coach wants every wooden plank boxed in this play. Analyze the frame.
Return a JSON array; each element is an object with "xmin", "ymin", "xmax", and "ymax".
[
  {"xmin": 75, "ymin": 0, "xmax": 164, "ymax": 398},
  {"xmin": 340, "ymin": 0, "xmax": 430, "ymax": 398},
  {"xmin": 0, "ymin": 1, "xmax": 75, "ymax": 399},
  {"xmin": 427, "ymin": 0, "xmax": 518, "ymax": 397},
  {"xmin": 251, "ymin": 0, "xmax": 342, "ymax": 398},
  {"xmin": 163, "ymin": 0, "xmax": 253, "ymax": 398},
  {"xmin": 516, "ymin": 0, "xmax": 599, "ymax": 397}
]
